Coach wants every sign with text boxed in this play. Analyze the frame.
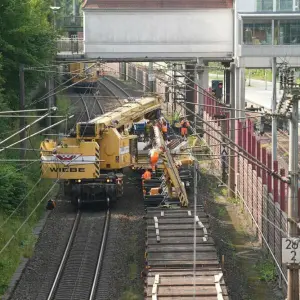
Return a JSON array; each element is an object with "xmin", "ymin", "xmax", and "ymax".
[{"xmin": 282, "ymin": 238, "xmax": 300, "ymax": 264}]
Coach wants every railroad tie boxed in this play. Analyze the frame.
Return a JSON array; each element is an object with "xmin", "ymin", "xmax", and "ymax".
[
  {"xmin": 194, "ymin": 215, "xmax": 208, "ymax": 241},
  {"xmin": 152, "ymin": 274, "xmax": 160, "ymax": 300},
  {"xmin": 154, "ymin": 217, "xmax": 160, "ymax": 243},
  {"xmin": 214, "ymin": 273, "xmax": 224, "ymax": 300}
]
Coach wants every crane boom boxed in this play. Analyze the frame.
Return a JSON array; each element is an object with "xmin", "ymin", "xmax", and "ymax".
[
  {"xmin": 76, "ymin": 96, "xmax": 162, "ymax": 139},
  {"xmin": 40, "ymin": 95, "xmax": 163, "ymax": 207}
]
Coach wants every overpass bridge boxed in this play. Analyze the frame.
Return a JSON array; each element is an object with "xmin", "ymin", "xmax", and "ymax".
[{"xmin": 57, "ymin": 0, "xmax": 234, "ymax": 61}]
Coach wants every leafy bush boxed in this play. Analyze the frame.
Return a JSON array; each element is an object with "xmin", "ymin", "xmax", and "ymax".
[{"xmin": 0, "ymin": 165, "xmax": 28, "ymax": 213}]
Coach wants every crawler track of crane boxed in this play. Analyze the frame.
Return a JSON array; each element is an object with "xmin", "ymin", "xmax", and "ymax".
[{"xmin": 46, "ymin": 209, "xmax": 110, "ymax": 300}]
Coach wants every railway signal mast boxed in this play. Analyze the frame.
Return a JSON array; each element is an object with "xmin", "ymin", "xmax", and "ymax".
[{"xmin": 279, "ymin": 65, "xmax": 300, "ymax": 300}]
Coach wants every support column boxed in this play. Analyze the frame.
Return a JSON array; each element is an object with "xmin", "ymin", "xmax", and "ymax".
[
  {"xmin": 47, "ymin": 77, "xmax": 55, "ymax": 127},
  {"xmin": 122, "ymin": 62, "xmax": 126, "ymax": 81},
  {"xmin": 240, "ymin": 68, "xmax": 246, "ymax": 119},
  {"xmin": 148, "ymin": 62, "xmax": 154, "ymax": 93},
  {"xmin": 228, "ymin": 63, "xmax": 236, "ymax": 197},
  {"xmin": 287, "ymin": 96, "xmax": 299, "ymax": 300},
  {"xmin": 185, "ymin": 63, "xmax": 196, "ymax": 124},
  {"xmin": 224, "ymin": 68, "xmax": 231, "ymax": 105},
  {"xmin": 19, "ymin": 64, "xmax": 25, "ymax": 160},
  {"xmin": 272, "ymin": 57, "xmax": 277, "ymax": 161}
]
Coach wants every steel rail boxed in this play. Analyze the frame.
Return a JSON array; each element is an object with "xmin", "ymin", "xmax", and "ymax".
[
  {"xmin": 47, "ymin": 210, "xmax": 81, "ymax": 300},
  {"xmin": 89, "ymin": 207, "xmax": 110, "ymax": 300},
  {"xmin": 103, "ymin": 76, "xmax": 131, "ymax": 98},
  {"xmin": 94, "ymin": 95, "xmax": 105, "ymax": 114},
  {"xmin": 79, "ymin": 94, "xmax": 91, "ymax": 120}
]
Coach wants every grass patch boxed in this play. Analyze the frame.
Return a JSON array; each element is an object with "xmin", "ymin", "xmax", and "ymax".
[
  {"xmin": 216, "ymin": 206, "xmax": 226, "ymax": 217},
  {"xmin": 255, "ymin": 257, "xmax": 277, "ymax": 282},
  {"xmin": 120, "ymin": 290, "xmax": 143, "ymax": 300}
]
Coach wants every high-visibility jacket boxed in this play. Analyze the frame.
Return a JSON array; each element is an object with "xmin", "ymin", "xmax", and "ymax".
[
  {"xmin": 142, "ymin": 171, "xmax": 152, "ymax": 180},
  {"xmin": 149, "ymin": 149, "xmax": 159, "ymax": 166},
  {"xmin": 162, "ymin": 125, "xmax": 168, "ymax": 133},
  {"xmin": 181, "ymin": 120, "xmax": 190, "ymax": 128}
]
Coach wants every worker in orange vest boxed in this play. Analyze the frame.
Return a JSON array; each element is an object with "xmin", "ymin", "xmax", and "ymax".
[
  {"xmin": 149, "ymin": 148, "xmax": 160, "ymax": 173},
  {"xmin": 180, "ymin": 118, "xmax": 190, "ymax": 139},
  {"xmin": 141, "ymin": 169, "xmax": 152, "ymax": 180},
  {"xmin": 161, "ymin": 122, "xmax": 168, "ymax": 141}
]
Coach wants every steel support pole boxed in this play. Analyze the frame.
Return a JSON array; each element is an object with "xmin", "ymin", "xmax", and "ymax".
[
  {"xmin": 149, "ymin": 62, "xmax": 154, "ymax": 93},
  {"xmin": 19, "ymin": 64, "xmax": 26, "ymax": 160},
  {"xmin": 47, "ymin": 78, "xmax": 54, "ymax": 128},
  {"xmin": 272, "ymin": 57, "xmax": 277, "ymax": 161},
  {"xmin": 196, "ymin": 58, "xmax": 203, "ymax": 117},
  {"xmin": 220, "ymin": 116, "xmax": 227, "ymax": 183},
  {"xmin": 287, "ymin": 96, "xmax": 299, "ymax": 300},
  {"xmin": 193, "ymin": 160, "xmax": 197, "ymax": 299},
  {"xmin": 228, "ymin": 63, "xmax": 236, "ymax": 197}
]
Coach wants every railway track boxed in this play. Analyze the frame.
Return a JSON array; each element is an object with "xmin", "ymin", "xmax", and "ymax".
[
  {"xmin": 94, "ymin": 78, "xmax": 126, "ymax": 113},
  {"xmin": 46, "ymin": 208, "xmax": 110, "ymax": 300},
  {"xmin": 79, "ymin": 94, "xmax": 91, "ymax": 120}
]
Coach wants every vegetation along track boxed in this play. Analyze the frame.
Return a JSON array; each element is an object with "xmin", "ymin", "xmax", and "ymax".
[{"xmin": 46, "ymin": 208, "xmax": 110, "ymax": 300}]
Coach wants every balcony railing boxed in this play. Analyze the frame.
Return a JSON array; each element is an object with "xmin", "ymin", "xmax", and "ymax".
[
  {"xmin": 56, "ymin": 16, "xmax": 83, "ymax": 29},
  {"xmin": 57, "ymin": 38, "xmax": 84, "ymax": 54}
]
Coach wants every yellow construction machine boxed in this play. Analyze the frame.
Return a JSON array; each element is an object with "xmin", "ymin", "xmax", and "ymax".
[{"xmin": 40, "ymin": 96, "xmax": 163, "ymax": 207}]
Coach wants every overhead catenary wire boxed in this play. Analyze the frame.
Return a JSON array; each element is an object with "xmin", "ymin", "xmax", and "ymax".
[
  {"xmin": 0, "ymin": 115, "xmax": 74, "ymax": 153},
  {"xmin": 26, "ymin": 62, "xmax": 99, "ymax": 106},
  {"xmin": 179, "ymin": 101, "xmax": 287, "ymax": 182},
  {"xmin": 0, "ymin": 180, "xmax": 59, "ymax": 256},
  {"xmin": 197, "ymin": 151, "xmax": 288, "ymax": 284},
  {"xmin": 0, "ymin": 161, "xmax": 38, "ymax": 180},
  {"xmin": 0, "ymin": 109, "xmax": 56, "ymax": 146},
  {"xmin": 0, "ymin": 177, "xmax": 43, "ymax": 229}
]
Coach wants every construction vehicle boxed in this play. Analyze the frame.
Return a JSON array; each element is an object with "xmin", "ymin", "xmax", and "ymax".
[{"xmin": 40, "ymin": 96, "xmax": 163, "ymax": 207}]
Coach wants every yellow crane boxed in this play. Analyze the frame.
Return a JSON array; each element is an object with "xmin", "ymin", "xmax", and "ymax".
[{"xmin": 40, "ymin": 96, "xmax": 163, "ymax": 207}]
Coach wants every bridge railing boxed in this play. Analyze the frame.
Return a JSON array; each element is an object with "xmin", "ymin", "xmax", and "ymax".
[{"xmin": 57, "ymin": 38, "xmax": 84, "ymax": 54}]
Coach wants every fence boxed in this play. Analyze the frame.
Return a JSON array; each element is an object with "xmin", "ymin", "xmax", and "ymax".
[
  {"xmin": 57, "ymin": 38, "xmax": 84, "ymax": 54},
  {"xmin": 202, "ymin": 89, "xmax": 300, "ymax": 291}
]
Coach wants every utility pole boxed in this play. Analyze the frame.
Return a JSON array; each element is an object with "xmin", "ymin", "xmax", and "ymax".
[
  {"xmin": 287, "ymin": 89, "xmax": 299, "ymax": 300},
  {"xmin": 272, "ymin": 57, "xmax": 277, "ymax": 161},
  {"xmin": 19, "ymin": 64, "xmax": 26, "ymax": 160},
  {"xmin": 228, "ymin": 63, "xmax": 236, "ymax": 197}
]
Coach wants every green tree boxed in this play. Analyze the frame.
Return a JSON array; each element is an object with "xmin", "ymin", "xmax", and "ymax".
[{"xmin": 0, "ymin": 0, "xmax": 57, "ymax": 108}]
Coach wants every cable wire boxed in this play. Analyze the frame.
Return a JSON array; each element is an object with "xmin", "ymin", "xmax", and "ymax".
[{"xmin": 0, "ymin": 180, "xmax": 58, "ymax": 256}]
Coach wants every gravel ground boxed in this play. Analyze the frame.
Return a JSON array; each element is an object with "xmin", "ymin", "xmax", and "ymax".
[
  {"xmin": 95, "ymin": 169, "xmax": 145, "ymax": 300},
  {"xmin": 8, "ymin": 198, "xmax": 77, "ymax": 300}
]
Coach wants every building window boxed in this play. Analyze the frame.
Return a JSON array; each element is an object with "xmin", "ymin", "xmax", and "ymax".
[
  {"xmin": 257, "ymin": 0, "xmax": 273, "ymax": 11},
  {"xmin": 243, "ymin": 20, "xmax": 272, "ymax": 44},
  {"xmin": 275, "ymin": 19, "xmax": 300, "ymax": 44},
  {"xmin": 277, "ymin": 0, "xmax": 293, "ymax": 10}
]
